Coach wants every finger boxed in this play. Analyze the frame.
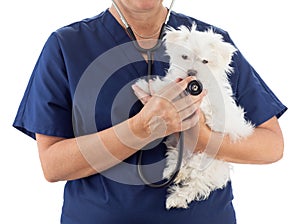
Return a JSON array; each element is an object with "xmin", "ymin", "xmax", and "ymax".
[
  {"xmin": 175, "ymin": 78, "xmax": 182, "ymax": 83},
  {"xmin": 140, "ymin": 96, "xmax": 152, "ymax": 105},
  {"xmin": 156, "ymin": 76, "xmax": 195, "ymax": 101},
  {"xmin": 132, "ymin": 84, "xmax": 152, "ymax": 105},
  {"xmin": 132, "ymin": 84, "xmax": 150, "ymax": 99},
  {"xmin": 181, "ymin": 109, "xmax": 201, "ymax": 131},
  {"xmin": 174, "ymin": 89, "xmax": 207, "ymax": 112},
  {"xmin": 178, "ymin": 104, "xmax": 199, "ymax": 122}
]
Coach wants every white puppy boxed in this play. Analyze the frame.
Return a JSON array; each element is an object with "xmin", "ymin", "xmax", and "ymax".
[{"xmin": 133, "ymin": 24, "xmax": 254, "ymax": 209}]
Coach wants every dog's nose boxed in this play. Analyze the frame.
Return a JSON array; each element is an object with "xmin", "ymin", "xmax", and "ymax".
[{"xmin": 187, "ymin": 69, "xmax": 197, "ymax": 76}]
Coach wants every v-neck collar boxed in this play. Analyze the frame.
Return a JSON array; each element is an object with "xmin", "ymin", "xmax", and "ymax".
[
  {"xmin": 100, "ymin": 9, "xmax": 148, "ymax": 78},
  {"xmin": 99, "ymin": 9, "xmax": 175, "ymax": 79},
  {"xmin": 100, "ymin": 9, "xmax": 132, "ymax": 46}
]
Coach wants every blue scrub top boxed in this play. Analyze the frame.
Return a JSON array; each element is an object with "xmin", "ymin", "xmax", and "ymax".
[{"xmin": 13, "ymin": 9, "xmax": 287, "ymax": 224}]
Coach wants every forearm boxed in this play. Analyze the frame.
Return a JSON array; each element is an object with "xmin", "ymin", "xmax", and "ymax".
[
  {"xmin": 198, "ymin": 116, "xmax": 284, "ymax": 164},
  {"xmin": 37, "ymin": 114, "xmax": 152, "ymax": 182},
  {"xmin": 37, "ymin": 78, "xmax": 210, "ymax": 182},
  {"xmin": 37, "ymin": 135, "xmax": 96, "ymax": 182}
]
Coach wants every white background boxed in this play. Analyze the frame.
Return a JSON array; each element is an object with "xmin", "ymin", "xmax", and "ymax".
[{"xmin": 0, "ymin": 0, "xmax": 298, "ymax": 223}]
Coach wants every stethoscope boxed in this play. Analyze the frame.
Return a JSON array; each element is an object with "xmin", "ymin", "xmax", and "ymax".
[
  {"xmin": 112, "ymin": 0, "xmax": 175, "ymax": 80},
  {"xmin": 112, "ymin": 0, "xmax": 202, "ymax": 188}
]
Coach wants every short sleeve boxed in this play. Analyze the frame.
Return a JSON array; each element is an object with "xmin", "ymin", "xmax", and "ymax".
[
  {"xmin": 223, "ymin": 33, "xmax": 287, "ymax": 126},
  {"xmin": 13, "ymin": 33, "xmax": 74, "ymax": 139}
]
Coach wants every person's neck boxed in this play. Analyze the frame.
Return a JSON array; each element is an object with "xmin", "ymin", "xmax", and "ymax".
[{"xmin": 109, "ymin": 2, "xmax": 167, "ymax": 41}]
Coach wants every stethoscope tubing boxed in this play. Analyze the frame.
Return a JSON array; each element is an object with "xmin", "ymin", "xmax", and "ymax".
[
  {"xmin": 137, "ymin": 132, "xmax": 184, "ymax": 188},
  {"xmin": 112, "ymin": 0, "xmax": 181, "ymax": 188}
]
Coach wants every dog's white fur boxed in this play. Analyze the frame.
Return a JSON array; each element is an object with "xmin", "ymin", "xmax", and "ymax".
[{"xmin": 134, "ymin": 24, "xmax": 254, "ymax": 209}]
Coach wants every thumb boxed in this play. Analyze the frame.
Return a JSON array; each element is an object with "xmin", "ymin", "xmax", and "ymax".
[{"xmin": 131, "ymin": 84, "xmax": 151, "ymax": 105}]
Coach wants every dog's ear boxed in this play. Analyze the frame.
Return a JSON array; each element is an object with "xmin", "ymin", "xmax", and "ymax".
[
  {"xmin": 164, "ymin": 25, "xmax": 190, "ymax": 48},
  {"xmin": 208, "ymin": 31, "xmax": 237, "ymax": 65},
  {"xmin": 216, "ymin": 41, "xmax": 236, "ymax": 64}
]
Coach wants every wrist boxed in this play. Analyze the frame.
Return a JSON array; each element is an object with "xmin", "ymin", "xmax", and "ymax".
[
  {"xmin": 198, "ymin": 123, "xmax": 211, "ymax": 152},
  {"xmin": 109, "ymin": 114, "xmax": 153, "ymax": 151},
  {"xmin": 129, "ymin": 112, "xmax": 151, "ymax": 139},
  {"xmin": 200, "ymin": 124, "xmax": 228, "ymax": 160},
  {"xmin": 116, "ymin": 113, "xmax": 153, "ymax": 149}
]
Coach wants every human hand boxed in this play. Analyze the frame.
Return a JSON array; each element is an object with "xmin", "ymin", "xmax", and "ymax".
[
  {"xmin": 134, "ymin": 77, "xmax": 206, "ymax": 140},
  {"xmin": 132, "ymin": 78, "xmax": 183, "ymax": 105}
]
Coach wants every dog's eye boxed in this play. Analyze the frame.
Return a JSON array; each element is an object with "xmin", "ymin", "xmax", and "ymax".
[
  {"xmin": 202, "ymin": 59, "xmax": 208, "ymax": 64},
  {"xmin": 182, "ymin": 55, "xmax": 188, "ymax": 60}
]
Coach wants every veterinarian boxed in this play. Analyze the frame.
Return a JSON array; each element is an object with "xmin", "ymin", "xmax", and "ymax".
[{"xmin": 13, "ymin": 0, "xmax": 287, "ymax": 223}]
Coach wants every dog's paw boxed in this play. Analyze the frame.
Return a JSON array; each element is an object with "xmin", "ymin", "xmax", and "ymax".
[
  {"xmin": 162, "ymin": 166, "xmax": 174, "ymax": 180},
  {"xmin": 163, "ymin": 144, "xmax": 179, "ymax": 180},
  {"xmin": 166, "ymin": 192, "xmax": 189, "ymax": 209}
]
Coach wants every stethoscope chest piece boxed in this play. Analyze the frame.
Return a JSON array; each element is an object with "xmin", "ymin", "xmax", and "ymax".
[{"xmin": 186, "ymin": 80, "xmax": 203, "ymax": 96}]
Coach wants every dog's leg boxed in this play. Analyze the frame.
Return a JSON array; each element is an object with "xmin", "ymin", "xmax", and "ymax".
[
  {"xmin": 163, "ymin": 135, "xmax": 179, "ymax": 180},
  {"xmin": 166, "ymin": 183, "xmax": 190, "ymax": 209},
  {"xmin": 165, "ymin": 161, "xmax": 207, "ymax": 210},
  {"xmin": 165, "ymin": 154, "xmax": 231, "ymax": 209},
  {"xmin": 223, "ymin": 98, "xmax": 254, "ymax": 141}
]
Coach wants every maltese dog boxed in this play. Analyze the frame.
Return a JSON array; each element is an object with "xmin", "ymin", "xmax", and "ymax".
[{"xmin": 133, "ymin": 24, "xmax": 254, "ymax": 209}]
